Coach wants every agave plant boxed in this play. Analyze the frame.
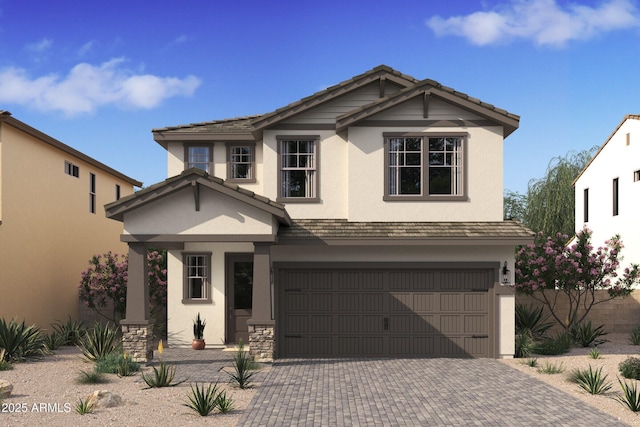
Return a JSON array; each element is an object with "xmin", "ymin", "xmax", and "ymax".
[
  {"xmin": 77, "ymin": 322, "xmax": 121, "ymax": 362},
  {"xmin": 0, "ymin": 318, "xmax": 48, "ymax": 361}
]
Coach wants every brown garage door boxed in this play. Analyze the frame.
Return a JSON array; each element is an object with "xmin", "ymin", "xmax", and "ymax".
[{"xmin": 279, "ymin": 266, "xmax": 494, "ymax": 358}]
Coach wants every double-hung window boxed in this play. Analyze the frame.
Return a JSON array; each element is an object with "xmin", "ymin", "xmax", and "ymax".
[
  {"xmin": 183, "ymin": 253, "xmax": 212, "ymax": 303},
  {"xmin": 185, "ymin": 145, "xmax": 212, "ymax": 174},
  {"xmin": 277, "ymin": 136, "xmax": 319, "ymax": 202},
  {"xmin": 227, "ymin": 143, "xmax": 256, "ymax": 182},
  {"xmin": 384, "ymin": 133, "xmax": 466, "ymax": 200}
]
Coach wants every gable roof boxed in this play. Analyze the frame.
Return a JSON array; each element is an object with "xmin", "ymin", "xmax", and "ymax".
[
  {"xmin": 151, "ymin": 64, "xmax": 520, "ymax": 144},
  {"xmin": 0, "ymin": 111, "xmax": 142, "ymax": 187},
  {"xmin": 335, "ymin": 79, "xmax": 520, "ymax": 137},
  {"xmin": 105, "ymin": 168, "xmax": 291, "ymax": 225},
  {"xmin": 573, "ymin": 114, "xmax": 640, "ymax": 185}
]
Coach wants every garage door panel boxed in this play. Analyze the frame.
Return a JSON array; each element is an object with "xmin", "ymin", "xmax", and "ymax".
[
  {"xmin": 464, "ymin": 315, "xmax": 487, "ymax": 333},
  {"xmin": 280, "ymin": 267, "xmax": 492, "ymax": 358}
]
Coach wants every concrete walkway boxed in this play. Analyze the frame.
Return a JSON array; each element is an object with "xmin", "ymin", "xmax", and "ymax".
[{"xmin": 236, "ymin": 358, "xmax": 627, "ymax": 427}]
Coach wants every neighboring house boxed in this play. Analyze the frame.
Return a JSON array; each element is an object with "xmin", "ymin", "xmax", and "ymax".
[
  {"xmin": 0, "ymin": 111, "xmax": 142, "ymax": 329},
  {"xmin": 574, "ymin": 114, "xmax": 640, "ymax": 277},
  {"xmin": 106, "ymin": 65, "xmax": 533, "ymax": 362}
]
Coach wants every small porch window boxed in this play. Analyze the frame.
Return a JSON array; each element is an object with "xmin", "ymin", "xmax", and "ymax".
[{"xmin": 183, "ymin": 253, "xmax": 212, "ymax": 304}]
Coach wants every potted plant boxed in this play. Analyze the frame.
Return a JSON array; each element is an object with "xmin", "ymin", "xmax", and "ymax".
[{"xmin": 192, "ymin": 313, "xmax": 206, "ymax": 350}]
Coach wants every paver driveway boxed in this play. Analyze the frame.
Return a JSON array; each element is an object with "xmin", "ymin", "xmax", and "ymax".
[{"xmin": 238, "ymin": 358, "xmax": 626, "ymax": 426}]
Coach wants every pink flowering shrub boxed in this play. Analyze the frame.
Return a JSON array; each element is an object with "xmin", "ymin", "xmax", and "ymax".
[
  {"xmin": 78, "ymin": 250, "xmax": 168, "ymax": 323},
  {"xmin": 515, "ymin": 227, "xmax": 640, "ymax": 329}
]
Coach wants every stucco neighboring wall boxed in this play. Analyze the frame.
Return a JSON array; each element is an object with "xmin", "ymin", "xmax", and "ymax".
[
  {"xmin": 0, "ymin": 122, "xmax": 135, "ymax": 329},
  {"xmin": 574, "ymin": 118, "xmax": 640, "ymax": 276}
]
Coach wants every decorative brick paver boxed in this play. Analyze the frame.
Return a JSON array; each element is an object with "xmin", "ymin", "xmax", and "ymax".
[{"xmin": 238, "ymin": 358, "xmax": 627, "ymax": 426}]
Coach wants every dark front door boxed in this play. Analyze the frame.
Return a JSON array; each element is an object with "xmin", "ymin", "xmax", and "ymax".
[{"xmin": 226, "ymin": 254, "xmax": 253, "ymax": 344}]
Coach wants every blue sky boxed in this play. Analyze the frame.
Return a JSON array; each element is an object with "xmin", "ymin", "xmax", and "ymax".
[{"xmin": 1, "ymin": 0, "xmax": 639, "ymax": 194}]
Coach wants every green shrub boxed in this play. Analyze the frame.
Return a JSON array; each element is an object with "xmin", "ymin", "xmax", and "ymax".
[
  {"xmin": 533, "ymin": 331, "xmax": 572, "ymax": 355},
  {"xmin": 629, "ymin": 327, "xmax": 640, "ymax": 345},
  {"xmin": 51, "ymin": 317, "xmax": 86, "ymax": 346},
  {"xmin": 183, "ymin": 382, "xmax": 223, "ymax": 416},
  {"xmin": 614, "ymin": 377, "xmax": 640, "ymax": 412},
  {"xmin": 619, "ymin": 357, "xmax": 640, "ymax": 380},
  {"xmin": 569, "ymin": 321, "xmax": 608, "ymax": 347},
  {"xmin": 589, "ymin": 347, "xmax": 601, "ymax": 359},
  {"xmin": 95, "ymin": 352, "xmax": 140, "ymax": 376},
  {"xmin": 227, "ymin": 340, "xmax": 256, "ymax": 389},
  {"xmin": 77, "ymin": 322, "xmax": 121, "ymax": 362},
  {"xmin": 76, "ymin": 369, "xmax": 108, "ymax": 384},
  {"xmin": 515, "ymin": 331, "xmax": 535, "ymax": 358},
  {"xmin": 74, "ymin": 397, "xmax": 94, "ymax": 415},
  {"xmin": 43, "ymin": 331, "xmax": 66, "ymax": 352},
  {"xmin": 0, "ymin": 318, "xmax": 48, "ymax": 361},
  {"xmin": 216, "ymin": 390, "xmax": 234, "ymax": 413},
  {"xmin": 141, "ymin": 361, "xmax": 187, "ymax": 388},
  {"xmin": 0, "ymin": 360, "xmax": 13, "ymax": 371},
  {"xmin": 570, "ymin": 365, "xmax": 611, "ymax": 395},
  {"xmin": 515, "ymin": 303, "xmax": 554, "ymax": 340},
  {"xmin": 537, "ymin": 361, "xmax": 564, "ymax": 374},
  {"xmin": 524, "ymin": 358, "xmax": 538, "ymax": 367}
]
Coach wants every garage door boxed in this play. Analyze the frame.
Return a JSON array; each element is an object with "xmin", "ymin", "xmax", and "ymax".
[{"xmin": 279, "ymin": 267, "xmax": 494, "ymax": 358}]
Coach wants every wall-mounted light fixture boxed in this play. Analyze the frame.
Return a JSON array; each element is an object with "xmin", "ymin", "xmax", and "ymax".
[{"xmin": 502, "ymin": 261, "xmax": 511, "ymax": 285}]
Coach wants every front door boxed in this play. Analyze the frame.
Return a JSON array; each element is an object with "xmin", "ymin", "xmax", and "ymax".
[{"xmin": 226, "ymin": 254, "xmax": 253, "ymax": 344}]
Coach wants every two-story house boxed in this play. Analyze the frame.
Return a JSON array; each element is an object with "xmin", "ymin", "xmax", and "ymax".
[
  {"xmin": 0, "ymin": 111, "xmax": 142, "ymax": 329},
  {"xmin": 573, "ymin": 115, "xmax": 640, "ymax": 328},
  {"xmin": 106, "ymin": 65, "xmax": 534, "ymax": 361}
]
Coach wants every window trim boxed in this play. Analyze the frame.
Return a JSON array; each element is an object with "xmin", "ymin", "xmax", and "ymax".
[
  {"xmin": 613, "ymin": 177, "xmax": 619, "ymax": 216},
  {"xmin": 184, "ymin": 144, "xmax": 213, "ymax": 174},
  {"xmin": 89, "ymin": 172, "xmax": 96, "ymax": 214},
  {"xmin": 226, "ymin": 142, "xmax": 256, "ymax": 183},
  {"xmin": 383, "ymin": 132, "xmax": 468, "ymax": 201},
  {"xmin": 276, "ymin": 135, "xmax": 321, "ymax": 203},
  {"xmin": 583, "ymin": 188, "xmax": 589, "ymax": 223},
  {"xmin": 182, "ymin": 252, "xmax": 213, "ymax": 304},
  {"xmin": 65, "ymin": 161, "xmax": 79, "ymax": 178}
]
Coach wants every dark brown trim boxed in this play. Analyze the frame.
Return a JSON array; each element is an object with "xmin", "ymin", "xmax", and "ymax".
[
  {"xmin": 154, "ymin": 132, "xmax": 255, "ymax": 148},
  {"xmin": 121, "ymin": 234, "xmax": 277, "ymax": 243},
  {"xmin": 184, "ymin": 143, "xmax": 214, "ymax": 174},
  {"xmin": 226, "ymin": 142, "xmax": 257, "ymax": 183},
  {"xmin": 273, "ymin": 261, "xmax": 500, "ymax": 270},
  {"xmin": 182, "ymin": 252, "xmax": 213, "ymax": 304},
  {"xmin": 277, "ymin": 236, "xmax": 535, "ymax": 246},
  {"xmin": 276, "ymin": 136, "xmax": 321, "ymax": 203}
]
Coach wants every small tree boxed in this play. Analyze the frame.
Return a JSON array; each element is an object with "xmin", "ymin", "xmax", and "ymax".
[
  {"xmin": 78, "ymin": 250, "xmax": 167, "ymax": 324},
  {"xmin": 515, "ymin": 227, "xmax": 640, "ymax": 329}
]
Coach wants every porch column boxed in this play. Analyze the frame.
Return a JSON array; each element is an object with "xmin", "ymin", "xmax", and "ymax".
[
  {"xmin": 247, "ymin": 242, "xmax": 275, "ymax": 362},
  {"xmin": 120, "ymin": 243, "xmax": 155, "ymax": 362}
]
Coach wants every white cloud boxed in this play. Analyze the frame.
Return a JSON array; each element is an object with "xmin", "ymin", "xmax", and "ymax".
[
  {"xmin": 26, "ymin": 38, "xmax": 53, "ymax": 53},
  {"xmin": 0, "ymin": 58, "xmax": 201, "ymax": 116},
  {"xmin": 427, "ymin": 0, "xmax": 640, "ymax": 47}
]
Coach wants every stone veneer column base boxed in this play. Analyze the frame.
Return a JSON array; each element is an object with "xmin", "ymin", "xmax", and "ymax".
[
  {"xmin": 121, "ymin": 322, "xmax": 154, "ymax": 363},
  {"xmin": 248, "ymin": 324, "xmax": 275, "ymax": 362}
]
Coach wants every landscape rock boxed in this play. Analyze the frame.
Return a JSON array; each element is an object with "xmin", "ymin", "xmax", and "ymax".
[
  {"xmin": 0, "ymin": 379, "xmax": 13, "ymax": 398},
  {"xmin": 87, "ymin": 390, "xmax": 123, "ymax": 408}
]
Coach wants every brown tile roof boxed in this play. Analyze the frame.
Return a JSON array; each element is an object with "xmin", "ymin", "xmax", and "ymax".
[
  {"xmin": 151, "ymin": 115, "xmax": 258, "ymax": 133},
  {"xmin": 278, "ymin": 219, "xmax": 534, "ymax": 242}
]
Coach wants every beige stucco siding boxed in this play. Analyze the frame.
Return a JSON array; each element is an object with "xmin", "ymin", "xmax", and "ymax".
[
  {"xmin": 167, "ymin": 142, "xmax": 183, "ymax": 177},
  {"xmin": 167, "ymin": 242, "xmax": 254, "ymax": 347},
  {"xmin": 0, "ymin": 122, "xmax": 135, "ymax": 329},
  {"xmin": 122, "ymin": 186, "xmax": 276, "ymax": 236},
  {"xmin": 346, "ymin": 126, "xmax": 504, "ymax": 221}
]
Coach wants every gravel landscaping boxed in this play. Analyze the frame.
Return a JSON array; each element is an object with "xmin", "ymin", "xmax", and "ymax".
[{"xmin": 2, "ymin": 334, "xmax": 640, "ymax": 426}]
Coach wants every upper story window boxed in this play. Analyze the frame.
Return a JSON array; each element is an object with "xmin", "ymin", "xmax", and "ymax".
[
  {"xmin": 185, "ymin": 145, "xmax": 212, "ymax": 174},
  {"xmin": 65, "ymin": 161, "xmax": 79, "ymax": 178},
  {"xmin": 115, "ymin": 184, "xmax": 121, "ymax": 201},
  {"xmin": 583, "ymin": 188, "xmax": 589, "ymax": 223},
  {"xmin": 89, "ymin": 173, "xmax": 96, "ymax": 214},
  {"xmin": 384, "ymin": 133, "xmax": 466, "ymax": 201},
  {"xmin": 613, "ymin": 177, "xmax": 619, "ymax": 216},
  {"xmin": 227, "ymin": 143, "xmax": 256, "ymax": 183},
  {"xmin": 634, "ymin": 170, "xmax": 640, "ymax": 182},
  {"xmin": 277, "ymin": 136, "xmax": 319, "ymax": 202}
]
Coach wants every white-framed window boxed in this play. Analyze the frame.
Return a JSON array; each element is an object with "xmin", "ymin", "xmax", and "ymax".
[
  {"xmin": 183, "ymin": 253, "xmax": 212, "ymax": 303},
  {"xmin": 384, "ymin": 133, "xmax": 466, "ymax": 200},
  {"xmin": 278, "ymin": 137, "xmax": 319, "ymax": 201},
  {"xmin": 227, "ymin": 143, "xmax": 255, "ymax": 182},
  {"xmin": 185, "ymin": 145, "xmax": 212, "ymax": 173}
]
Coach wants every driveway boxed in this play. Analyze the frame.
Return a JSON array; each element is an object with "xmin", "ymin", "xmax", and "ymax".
[{"xmin": 238, "ymin": 358, "xmax": 626, "ymax": 426}]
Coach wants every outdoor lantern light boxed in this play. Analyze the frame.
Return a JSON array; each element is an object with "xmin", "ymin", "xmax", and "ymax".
[{"xmin": 502, "ymin": 261, "xmax": 511, "ymax": 285}]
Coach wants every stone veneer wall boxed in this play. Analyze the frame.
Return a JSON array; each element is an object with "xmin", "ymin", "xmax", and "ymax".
[
  {"xmin": 122, "ymin": 323, "xmax": 154, "ymax": 363},
  {"xmin": 516, "ymin": 290, "xmax": 640, "ymax": 334},
  {"xmin": 249, "ymin": 324, "xmax": 274, "ymax": 362}
]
